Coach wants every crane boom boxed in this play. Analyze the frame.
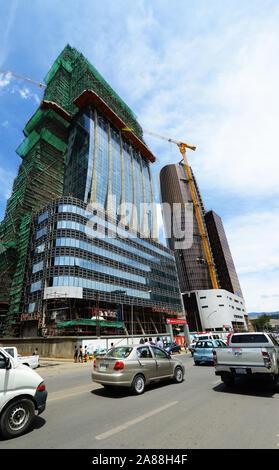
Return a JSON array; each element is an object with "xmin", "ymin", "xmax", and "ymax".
[
  {"xmin": 143, "ymin": 129, "xmax": 219, "ymax": 289},
  {"xmin": 0, "ymin": 69, "xmax": 46, "ymax": 89},
  {"xmin": 143, "ymin": 129, "xmax": 196, "ymax": 151}
]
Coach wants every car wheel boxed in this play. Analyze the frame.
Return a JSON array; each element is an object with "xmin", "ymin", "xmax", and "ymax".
[
  {"xmin": 0, "ymin": 398, "xmax": 35, "ymax": 439},
  {"xmin": 131, "ymin": 374, "xmax": 145, "ymax": 395},
  {"xmin": 173, "ymin": 366, "xmax": 184, "ymax": 383}
]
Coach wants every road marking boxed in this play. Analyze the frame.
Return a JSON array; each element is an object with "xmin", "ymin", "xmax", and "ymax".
[
  {"xmin": 95, "ymin": 401, "xmax": 178, "ymax": 440},
  {"xmin": 48, "ymin": 384, "xmax": 99, "ymax": 402}
]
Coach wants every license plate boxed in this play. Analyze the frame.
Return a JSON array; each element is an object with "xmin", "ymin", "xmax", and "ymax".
[
  {"xmin": 99, "ymin": 364, "xmax": 107, "ymax": 372},
  {"xmin": 235, "ymin": 368, "xmax": 247, "ymax": 374}
]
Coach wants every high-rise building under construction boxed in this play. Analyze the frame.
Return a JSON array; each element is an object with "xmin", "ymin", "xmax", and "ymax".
[
  {"xmin": 159, "ymin": 161, "xmax": 247, "ymax": 332},
  {"xmin": 0, "ymin": 45, "xmax": 183, "ymax": 337}
]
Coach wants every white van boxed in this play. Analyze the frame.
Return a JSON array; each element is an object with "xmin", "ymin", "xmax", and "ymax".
[{"xmin": 0, "ymin": 347, "xmax": 47, "ymax": 439}]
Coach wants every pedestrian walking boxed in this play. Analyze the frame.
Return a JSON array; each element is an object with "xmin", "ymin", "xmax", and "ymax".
[
  {"xmin": 74, "ymin": 345, "xmax": 78, "ymax": 362},
  {"xmin": 83, "ymin": 345, "xmax": 88, "ymax": 362},
  {"xmin": 149, "ymin": 337, "xmax": 155, "ymax": 345},
  {"xmin": 156, "ymin": 337, "xmax": 163, "ymax": 349},
  {"xmin": 78, "ymin": 346, "xmax": 83, "ymax": 362}
]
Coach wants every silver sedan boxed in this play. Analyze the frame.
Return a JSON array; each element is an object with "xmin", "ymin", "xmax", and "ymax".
[{"xmin": 92, "ymin": 344, "xmax": 185, "ymax": 395}]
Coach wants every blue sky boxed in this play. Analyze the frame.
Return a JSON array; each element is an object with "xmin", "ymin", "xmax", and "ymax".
[{"xmin": 0, "ymin": 0, "xmax": 279, "ymax": 313}]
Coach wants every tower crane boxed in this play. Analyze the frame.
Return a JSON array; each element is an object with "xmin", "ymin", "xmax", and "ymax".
[
  {"xmin": 1, "ymin": 67, "xmax": 218, "ymax": 289},
  {"xmin": 143, "ymin": 129, "xmax": 219, "ymax": 290},
  {"xmin": 0, "ymin": 69, "xmax": 46, "ymax": 89}
]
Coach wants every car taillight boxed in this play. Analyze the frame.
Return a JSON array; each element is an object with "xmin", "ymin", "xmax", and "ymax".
[
  {"xmin": 93, "ymin": 360, "xmax": 96, "ymax": 368},
  {"xmin": 262, "ymin": 350, "xmax": 271, "ymax": 368},
  {"xmin": 37, "ymin": 382, "xmax": 46, "ymax": 392},
  {"xmin": 114, "ymin": 361, "xmax": 124, "ymax": 370}
]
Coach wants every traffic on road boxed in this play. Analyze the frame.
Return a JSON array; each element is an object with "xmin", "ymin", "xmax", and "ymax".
[{"xmin": 1, "ymin": 332, "xmax": 279, "ymax": 448}]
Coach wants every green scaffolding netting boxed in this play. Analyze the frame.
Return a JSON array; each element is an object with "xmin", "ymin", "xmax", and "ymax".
[
  {"xmin": 57, "ymin": 319, "xmax": 124, "ymax": 328},
  {"xmin": 16, "ymin": 130, "xmax": 40, "ymax": 158}
]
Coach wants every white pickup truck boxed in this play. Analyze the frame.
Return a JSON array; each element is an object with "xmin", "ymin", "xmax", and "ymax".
[
  {"xmin": 2, "ymin": 347, "xmax": 39, "ymax": 369},
  {"xmin": 214, "ymin": 332, "xmax": 279, "ymax": 386},
  {"xmin": 0, "ymin": 347, "xmax": 47, "ymax": 439}
]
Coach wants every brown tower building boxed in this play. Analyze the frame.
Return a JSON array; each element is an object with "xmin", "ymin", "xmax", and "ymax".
[
  {"xmin": 159, "ymin": 161, "xmax": 243, "ymax": 299},
  {"xmin": 159, "ymin": 161, "xmax": 213, "ymax": 293},
  {"xmin": 204, "ymin": 210, "xmax": 243, "ymax": 297}
]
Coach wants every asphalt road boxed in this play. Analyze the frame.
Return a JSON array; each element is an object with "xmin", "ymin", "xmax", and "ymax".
[{"xmin": 1, "ymin": 353, "xmax": 279, "ymax": 449}]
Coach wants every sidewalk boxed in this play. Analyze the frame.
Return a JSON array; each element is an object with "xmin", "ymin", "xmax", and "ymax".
[{"xmin": 38, "ymin": 357, "xmax": 93, "ymax": 377}]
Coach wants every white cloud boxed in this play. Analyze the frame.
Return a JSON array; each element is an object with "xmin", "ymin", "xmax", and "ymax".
[
  {"xmin": 0, "ymin": 72, "xmax": 12, "ymax": 89},
  {"xmin": 11, "ymin": 85, "xmax": 40, "ymax": 104},
  {"xmin": 0, "ymin": 166, "xmax": 15, "ymax": 200},
  {"xmin": 223, "ymin": 209, "xmax": 279, "ymax": 312}
]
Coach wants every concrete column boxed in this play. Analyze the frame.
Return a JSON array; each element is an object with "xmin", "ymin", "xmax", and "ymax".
[
  {"xmin": 149, "ymin": 165, "xmax": 158, "ymax": 241},
  {"xmin": 106, "ymin": 123, "xmax": 113, "ymax": 216},
  {"xmin": 140, "ymin": 154, "xmax": 149, "ymax": 237},
  {"xmin": 89, "ymin": 109, "xmax": 98, "ymax": 207},
  {"xmin": 118, "ymin": 134, "xmax": 126, "ymax": 225},
  {"xmin": 130, "ymin": 145, "xmax": 138, "ymax": 232}
]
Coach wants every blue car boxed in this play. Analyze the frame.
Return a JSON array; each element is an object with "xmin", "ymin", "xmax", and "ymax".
[{"xmin": 193, "ymin": 339, "xmax": 227, "ymax": 365}]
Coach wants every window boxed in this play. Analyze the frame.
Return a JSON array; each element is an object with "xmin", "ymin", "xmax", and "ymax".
[
  {"xmin": 137, "ymin": 347, "xmax": 152, "ymax": 359},
  {"xmin": 38, "ymin": 211, "xmax": 48, "ymax": 224},
  {"xmin": 105, "ymin": 347, "xmax": 132, "ymax": 358},
  {"xmin": 30, "ymin": 281, "xmax": 41, "ymax": 293},
  {"xmin": 32, "ymin": 261, "xmax": 43, "ymax": 274},
  {"xmin": 36, "ymin": 226, "xmax": 47, "ymax": 240},
  {"xmin": 0, "ymin": 353, "xmax": 7, "ymax": 369},
  {"xmin": 152, "ymin": 347, "xmax": 169, "ymax": 359},
  {"xmin": 230, "ymin": 334, "xmax": 268, "ymax": 344}
]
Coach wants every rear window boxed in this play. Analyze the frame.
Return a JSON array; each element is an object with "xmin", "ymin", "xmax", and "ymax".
[
  {"xmin": 230, "ymin": 334, "xmax": 269, "ymax": 344},
  {"xmin": 105, "ymin": 347, "xmax": 133, "ymax": 358}
]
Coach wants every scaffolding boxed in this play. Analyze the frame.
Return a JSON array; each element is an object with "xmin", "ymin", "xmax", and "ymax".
[{"xmin": 0, "ymin": 44, "xmax": 148, "ymax": 336}]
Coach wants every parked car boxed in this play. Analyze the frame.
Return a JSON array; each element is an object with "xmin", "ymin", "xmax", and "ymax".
[
  {"xmin": 214, "ymin": 332, "xmax": 279, "ymax": 386},
  {"xmin": 164, "ymin": 342, "xmax": 181, "ymax": 354},
  {"xmin": 193, "ymin": 339, "xmax": 227, "ymax": 365},
  {"xmin": 92, "ymin": 344, "xmax": 185, "ymax": 394},
  {"xmin": 0, "ymin": 347, "xmax": 47, "ymax": 439},
  {"xmin": 3, "ymin": 347, "xmax": 39, "ymax": 369}
]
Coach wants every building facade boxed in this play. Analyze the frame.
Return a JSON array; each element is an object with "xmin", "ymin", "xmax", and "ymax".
[
  {"xmin": 0, "ymin": 45, "xmax": 183, "ymax": 337},
  {"xmin": 159, "ymin": 161, "xmax": 246, "ymax": 333},
  {"xmin": 204, "ymin": 210, "xmax": 243, "ymax": 297},
  {"xmin": 159, "ymin": 161, "xmax": 213, "ymax": 292},
  {"xmin": 22, "ymin": 197, "xmax": 182, "ymax": 337},
  {"xmin": 183, "ymin": 290, "xmax": 248, "ymax": 332}
]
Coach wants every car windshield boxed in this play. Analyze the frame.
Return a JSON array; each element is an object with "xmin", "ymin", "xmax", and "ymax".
[{"xmin": 105, "ymin": 347, "xmax": 133, "ymax": 358}]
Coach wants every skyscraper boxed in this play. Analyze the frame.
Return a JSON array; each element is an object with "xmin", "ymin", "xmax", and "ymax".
[
  {"xmin": 159, "ymin": 161, "xmax": 247, "ymax": 332},
  {"xmin": 159, "ymin": 161, "xmax": 213, "ymax": 292},
  {"xmin": 0, "ymin": 45, "xmax": 183, "ymax": 337}
]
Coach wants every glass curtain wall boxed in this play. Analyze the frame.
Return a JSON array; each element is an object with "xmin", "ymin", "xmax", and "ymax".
[{"xmin": 64, "ymin": 104, "xmax": 155, "ymax": 234}]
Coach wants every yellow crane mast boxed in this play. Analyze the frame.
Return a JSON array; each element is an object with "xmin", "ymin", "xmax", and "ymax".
[{"xmin": 143, "ymin": 129, "xmax": 219, "ymax": 290}]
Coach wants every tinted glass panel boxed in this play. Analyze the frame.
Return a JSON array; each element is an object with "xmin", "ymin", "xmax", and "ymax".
[{"xmin": 230, "ymin": 334, "xmax": 268, "ymax": 344}]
